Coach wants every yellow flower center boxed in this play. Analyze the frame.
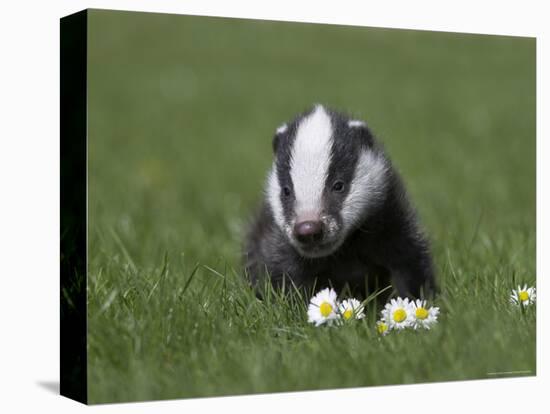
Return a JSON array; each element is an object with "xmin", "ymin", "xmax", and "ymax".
[
  {"xmin": 320, "ymin": 302, "xmax": 333, "ymax": 317},
  {"xmin": 343, "ymin": 309, "xmax": 353, "ymax": 320},
  {"xmin": 393, "ymin": 308, "xmax": 407, "ymax": 323},
  {"xmin": 519, "ymin": 291, "xmax": 529, "ymax": 302},
  {"xmin": 415, "ymin": 307, "xmax": 429, "ymax": 320},
  {"xmin": 377, "ymin": 323, "xmax": 388, "ymax": 334}
]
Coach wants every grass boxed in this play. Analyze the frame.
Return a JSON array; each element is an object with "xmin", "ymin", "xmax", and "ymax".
[{"xmin": 85, "ymin": 10, "xmax": 536, "ymax": 403}]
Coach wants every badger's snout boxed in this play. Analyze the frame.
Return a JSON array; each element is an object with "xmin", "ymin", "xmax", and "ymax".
[
  {"xmin": 289, "ymin": 214, "xmax": 343, "ymax": 258},
  {"xmin": 293, "ymin": 220, "xmax": 324, "ymax": 244}
]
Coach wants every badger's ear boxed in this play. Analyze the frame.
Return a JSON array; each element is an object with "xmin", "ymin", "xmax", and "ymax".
[
  {"xmin": 347, "ymin": 119, "xmax": 374, "ymax": 148},
  {"xmin": 272, "ymin": 123, "xmax": 288, "ymax": 154},
  {"xmin": 347, "ymin": 120, "xmax": 366, "ymax": 128}
]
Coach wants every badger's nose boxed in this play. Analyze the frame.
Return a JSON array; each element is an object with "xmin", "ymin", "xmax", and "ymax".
[{"xmin": 294, "ymin": 221, "xmax": 324, "ymax": 244}]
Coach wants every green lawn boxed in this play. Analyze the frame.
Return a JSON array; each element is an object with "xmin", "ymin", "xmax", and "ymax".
[{"xmin": 86, "ymin": 10, "xmax": 536, "ymax": 403}]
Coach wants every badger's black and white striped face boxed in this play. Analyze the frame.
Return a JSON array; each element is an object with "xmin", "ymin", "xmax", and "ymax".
[{"xmin": 267, "ymin": 105, "xmax": 389, "ymax": 258}]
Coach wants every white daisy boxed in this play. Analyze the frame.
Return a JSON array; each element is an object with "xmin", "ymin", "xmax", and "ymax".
[
  {"xmin": 410, "ymin": 299, "xmax": 439, "ymax": 330},
  {"xmin": 338, "ymin": 298, "xmax": 365, "ymax": 321},
  {"xmin": 307, "ymin": 287, "xmax": 339, "ymax": 326},
  {"xmin": 376, "ymin": 320, "xmax": 390, "ymax": 336},
  {"xmin": 381, "ymin": 297, "xmax": 414, "ymax": 330},
  {"xmin": 510, "ymin": 284, "xmax": 536, "ymax": 306}
]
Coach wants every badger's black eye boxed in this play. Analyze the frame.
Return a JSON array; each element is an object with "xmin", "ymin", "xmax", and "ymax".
[
  {"xmin": 282, "ymin": 186, "xmax": 292, "ymax": 197},
  {"xmin": 332, "ymin": 180, "xmax": 345, "ymax": 193}
]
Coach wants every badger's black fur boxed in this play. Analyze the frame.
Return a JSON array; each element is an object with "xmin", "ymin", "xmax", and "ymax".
[{"xmin": 244, "ymin": 105, "xmax": 436, "ymax": 299}]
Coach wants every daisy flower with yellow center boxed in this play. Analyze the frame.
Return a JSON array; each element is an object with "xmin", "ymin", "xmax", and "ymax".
[
  {"xmin": 338, "ymin": 298, "xmax": 365, "ymax": 321},
  {"xmin": 381, "ymin": 297, "xmax": 414, "ymax": 330},
  {"xmin": 510, "ymin": 284, "xmax": 536, "ymax": 307},
  {"xmin": 307, "ymin": 287, "xmax": 339, "ymax": 326},
  {"xmin": 376, "ymin": 320, "xmax": 390, "ymax": 336},
  {"xmin": 410, "ymin": 299, "xmax": 439, "ymax": 330}
]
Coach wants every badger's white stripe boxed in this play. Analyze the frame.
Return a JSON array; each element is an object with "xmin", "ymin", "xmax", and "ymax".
[
  {"xmin": 290, "ymin": 105, "xmax": 333, "ymax": 219},
  {"xmin": 266, "ymin": 166, "xmax": 285, "ymax": 229},
  {"xmin": 276, "ymin": 123, "xmax": 288, "ymax": 134},
  {"xmin": 348, "ymin": 120, "xmax": 365, "ymax": 128},
  {"xmin": 341, "ymin": 150, "xmax": 388, "ymax": 230}
]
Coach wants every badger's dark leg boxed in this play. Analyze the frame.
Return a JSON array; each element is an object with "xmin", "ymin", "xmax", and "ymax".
[
  {"xmin": 376, "ymin": 222, "xmax": 436, "ymax": 299},
  {"xmin": 244, "ymin": 203, "xmax": 297, "ymax": 298},
  {"xmin": 389, "ymin": 250, "xmax": 436, "ymax": 298},
  {"xmin": 244, "ymin": 236, "xmax": 278, "ymax": 298},
  {"xmin": 370, "ymin": 173, "xmax": 437, "ymax": 299},
  {"xmin": 243, "ymin": 253, "xmax": 263, "ymax": 292}
]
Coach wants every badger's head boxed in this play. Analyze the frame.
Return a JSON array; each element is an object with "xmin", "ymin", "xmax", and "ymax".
[{"xmin": 267, "ymin": 104, "xmax": 389, "ymax": 258}]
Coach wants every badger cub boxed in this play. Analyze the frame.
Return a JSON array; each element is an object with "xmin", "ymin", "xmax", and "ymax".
[{"xmin": 244, "ymin": 104, "xmax": 435, "ymax": 299}]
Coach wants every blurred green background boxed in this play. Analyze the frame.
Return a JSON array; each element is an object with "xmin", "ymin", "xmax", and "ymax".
[{"xmin": 86, "ymin": 9, "xmax": 535, "ymax": 403}]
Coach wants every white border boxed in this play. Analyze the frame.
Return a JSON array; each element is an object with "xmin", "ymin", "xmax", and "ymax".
[{"xmin": 0, "ymin": 1, "xmax": 547, "ymax": 413}]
